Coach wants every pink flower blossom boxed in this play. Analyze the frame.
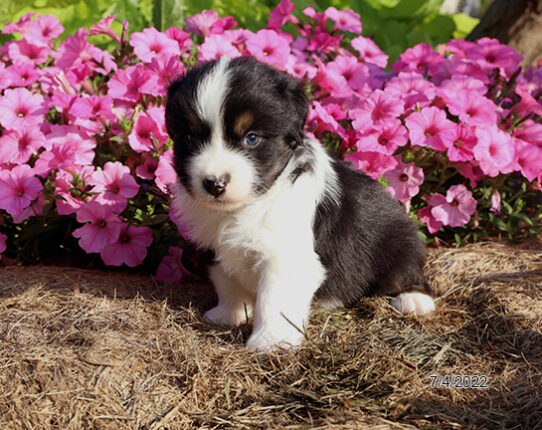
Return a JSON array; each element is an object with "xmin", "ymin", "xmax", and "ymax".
[
  {"xmin": 245, "ymin": 29, "xmax": 290, "ymax": 67},
  {"xmin": 54, "ymin": 28, "xmax": 116, "ymax": 75},
  {"xmin": 405, "ymin": 107, "xmax": 455, "ymax": 151},
  {"xmin": 198, "ymin": 34, "xmax": 241, "ymax": 62},
  {"xmin": 430, "ymin": 185, "xmax": 477, "ymax": 227},
  {"xmin": 7, "ymin": 38, "xmax": 50, "ymax": 65},
  {"xmin": 6, "ymin": 63, "xmax": 41, "ymax": 87},
  {"xmin": 447, "ymin": 90, "xmax": 498, "ymax": 127},
  {"xmin": 392, "ymin": 43, "xmax": 444, "ymax": 75},
  {"xmin": 467, "ymin": 37, "xmax": 523, "ymax": 76},
  {"xmin": 351, "ymin": 36, "xmax": 388, "ymax": 68},
  {"xmin": 136, "ymin": 155, "xmax": 158, "ymax": 180},
  {"xmin": 344, "ymin": 150, "xmax": 397, "ymax": 180},
  {"xmin": 148, "ymin": 55, "xmax": 186, "ymax": 93},
  {"xmin": 473, "ymin": 125, "xmax": 515, "ymax": 177},
  {"xmin": 130, "ymin": 27, "xmax": 180, "ymax": 63},
  {"xmin": 156, "ymin": 246, "xmax": 190, "ymax": 283},
  {"xmin": 490, "ymin": 190, "xmax": 501, "ymax": 215},
  {"xmin": 268, "ymin": 0, "xmax": 299, "ymax": 28},
  {"xmin": 385, "ymin": 72, "xmax": 436, "ymax": 110},
  {"xmin": 100, "ymin": 224, "xmax": 153, "ymax": 267},
  {"xmin": 26, "ymin": 13, "xmax": 64, "ymax": 44},
  {"xmin": 90, "ymin": 15, "xmax": 120, "ymax": 43},
  {"xmin": 418, "ymin": 205, "xmax": 443, "ymax": 234},
  {"xmin": 0, "ymin": 165, "xmax": 43, "ymax": 218},
  {"xmin": 321, "ymin": 55, "xmax": 369, "ymax": 97},
  {"xmin": 155, "ymin": 150, "xmax": 177, "ymax": 192},
  {"xmin": 107, "ymin": 64, "xmax": 161, "ymax": 103},
  {"xmin": 128, "ymin": 106, "xmax": 169, "ymax": 153},
  {"xmin": 185, "ymin": 10, "xmax": 220, "ymax": 37},
  {"xmin": 445, "ymin": 124, "xmax": 477, "ymax": 162},
  {"xmin": 514, "ymin": 139, "xmax": 542, "ymax": 182},
  {"xmin": 55, "ymin": 167, "xmax": 95, "ymax": 215},
  {"xmin": 350, "ymin": 89, "xmax": 404, "ymax": 129},
  {"xmin": 0, "ymin": 88, "xmax": 45, "ymax": 131},
  {"xmin": 306, "ymin": 101, "xmax": 347, "ymax": 140},
  {"xmin": 325, "ymin": 7, "xmax": 361, "ymax": 33},
  {"xmin": 72, "ymin": 202, "xmax": 121, "ymax": 253},
  {"xmin": 0, "ymin": 128, "xmax": 47, "ymax": 165},
  {"xmin": 356, "ymin": 119, "xmax": 408, "ymax": 155},
  {"xmin": 384, "ymin": 160, "xmax": 424, "ymax": 203},
  {"xmin": 89, "ymin": 161, "xmax": 139, "ymax": 212}
]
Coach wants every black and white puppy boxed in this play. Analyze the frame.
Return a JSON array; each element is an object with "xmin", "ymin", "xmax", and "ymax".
[{"xmin": 165, "ymin": 56, "xmax": 435, "ymax": 350}]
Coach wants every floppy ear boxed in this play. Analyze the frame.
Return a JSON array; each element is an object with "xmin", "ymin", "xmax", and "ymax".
[{"xmin": 286, "ymin": 76, "xmax": 308, "ymax": 148}]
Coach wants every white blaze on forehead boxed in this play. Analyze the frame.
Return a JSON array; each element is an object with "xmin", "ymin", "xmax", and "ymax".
[{"xmin": 195, "ymin": 56, "xmax": 232, "ymax": 129}]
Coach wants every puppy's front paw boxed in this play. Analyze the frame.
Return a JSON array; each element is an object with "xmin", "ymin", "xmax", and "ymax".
[
  {"xmin": 246, "ymin": 326, "xmax": 304, "ymax": 351},
  {"xmin": 204, "ymin": 304, "xmax": 251, "ymax": 327},
  {"xmin": 390, "ymin": 292, "xmax": 436, "ymax": 315}
]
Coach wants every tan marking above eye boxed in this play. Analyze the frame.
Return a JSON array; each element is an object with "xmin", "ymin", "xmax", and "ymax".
[{"xmin": 233, "ymin": 111, "xmax": 254, "ymax": 137}]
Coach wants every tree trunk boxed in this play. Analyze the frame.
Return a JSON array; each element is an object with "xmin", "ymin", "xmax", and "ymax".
[{"xmin": 467, "ymin": 0, "xmax": 542, "ymax": 67}]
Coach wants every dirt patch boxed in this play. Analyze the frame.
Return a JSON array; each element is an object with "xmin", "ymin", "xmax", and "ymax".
[{"xmin": 1, "ymin": 241, "xmax": 541, "ymax": 429}]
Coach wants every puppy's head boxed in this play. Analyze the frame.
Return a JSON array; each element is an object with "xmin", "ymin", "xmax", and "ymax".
[{"xmin": 165, "ymin": 56, "xmax": 308, "ymax": 211}]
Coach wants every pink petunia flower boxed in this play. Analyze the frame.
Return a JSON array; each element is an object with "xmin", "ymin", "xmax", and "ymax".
[
  {"xmin": 384, "ymin": 160, "xmax": 424, "ymax": 203},
  {"xmin": 198, "ymin": 34, "xmax": 241, "ymax": 62},
  {"xmin": 514, "ymin": 139, "xmax": 542, "ymax": 182},
  {"xmin": 473, "ymin": 125, "xmax": 516, "ymax": 177},
  {"xmin": 130, "ymin": 27, "xmax": 181, "ymax": 63},
  {"xmin": 8, "ymin": 38, "xmax": 50, "ymax": 65},
  {"xmin": 54, "ymin": 166, "xmax": 95, "ymax": 216},
  {"xmin": 490, "ymin": 190, "xmax": 501, "ymax": 215},
  {"xmin": 0, "ymin": 88, "xmax": 45, "ymax": 131},
  {"xmin": 268, "ymin": 0, "xmax": 299, "ymax": 28},
  {"xmin": 100, "ymin": 224, "xmax": 153, "ymax": 267},
  {"xmin": 467, "ymin": 37, "xmax": 523, "ymax": 77},
  {"xmin": 107, "ymin": 64, "xmax": 161, "ymax": 103},
  {"xmin": 405, "ymin": 107, "xmax": 455, "ymax": 151},
  {"xmin": 351, "ymin": 36, "xmax": 388, "ymax": 68},
  {"xmin": 6, "ymin": 62, "xmax": 42, "ymax": 87},
  {"xmin": 72, "ymin": 202, "xmax": 122, "ymax": 253},
  {"xmin": 447, "ymin": 90, "xmax": 498, "ymax": 127},
  {"xmin": 128, "ymin": 106, "xmax": 169, "ymax": 153},
  {"xmin": 385, "ymin": 72, "xmax": 436, "ymax": 110},
  {"xmin": 350, "ymin": 89, "xmax": 404, "ymax": 129},
  {"xmin": 0, "ymin": 165, "xmax": 43, "ymax": 218},
  {"xmin": 325, "ymin": 7, "xmax": 361, "ymax": 33},
  {"xmin": 418, "ymin": 205, "xmax": 443, "ymax": 234},
  {"xmin": 89, "ymin": 161, "xmax": 139, "ymax": 212},
  {"xmin": 155, "ymin": 150, "xmax": 177, "ymax": 193},
  {"xmin": 148, "ymin": 55, "xmax": 186, "ymax": 94},
  {"xmin": 0, "ymin": 128, "xmax": 47, "ymax": 165},
  {"xmin": 306, "ymin": 101, "xmax": 347, "ymax": 140},
  {"xmin": 392, "ymin": 43, "xmax": 444, "ymax": 75},
  {"xmin": 136, "ymin": 155, "xmax": 158, "ymax": 180},
  {"xmin": 356, "ymin": 119, "xmax": 408, "ymax": 156},
  {"xmin": 344, "ymin": 150, "xmax": 398, "ymax": 180},
  {"xmin": 445, "ymin": 124, "xmax": 477, "ymax": 162},
  {"xmin": 245, "ymin": 29, "xmax": 290, "ymax": 67},
  {"xmin": 430, "ymin": 184, "xmax": 477, "ymax": 227},
  {"xmin": 90, "ymin": 15, "xmax": 120, "ymax": 43},
  {"xmin": 322, "ymin": 55, "xmax": 369, "ymax": 97},
  {"xmin": 185, "ymin": 10, "xmax": 220, "ymax": 37},
  {"xmin": 25, "ymin": 13, "xmax": 64, "ymax": 44},
  {"xmin": 156, "ymin": 246, "xmax": 191, "ymax": 283}
]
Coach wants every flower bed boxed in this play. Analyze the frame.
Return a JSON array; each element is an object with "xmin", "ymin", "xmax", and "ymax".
[{"xmin": 0, "ymin": 0, "xmax": 541, "ymax": 279}]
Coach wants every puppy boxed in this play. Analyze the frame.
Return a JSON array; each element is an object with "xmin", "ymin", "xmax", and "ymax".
[{"xmin": 165, "ymin": 56, "xmax": 435, "ymax": 350}]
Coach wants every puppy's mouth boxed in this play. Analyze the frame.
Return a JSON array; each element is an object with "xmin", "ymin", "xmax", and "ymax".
[{"xmin": 197, "ymin": 195, "xmax": 251, "ymax": 212}]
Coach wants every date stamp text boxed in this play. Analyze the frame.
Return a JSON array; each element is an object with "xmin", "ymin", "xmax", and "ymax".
[{"xmin": 429, "ymin": 375, "xmax": 489, "ymax": 389}]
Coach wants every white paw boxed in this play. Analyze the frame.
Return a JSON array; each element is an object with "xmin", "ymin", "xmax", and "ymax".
[
  {"xmin": 246, "ymin": 326, "xmax": 304, "ymax": 351},
  {"xmin": 204, "ymin": 304, "xmax": 252, "ymax": 327},
  {"xmin": 390, "ymin": 292, "xmax": 436, "ymax": 315}
]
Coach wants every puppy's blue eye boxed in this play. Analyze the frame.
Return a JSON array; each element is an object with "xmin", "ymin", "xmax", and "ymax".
[{"xmin": 243, "ymin": 133, "xmax": 260, "ymax": 147}]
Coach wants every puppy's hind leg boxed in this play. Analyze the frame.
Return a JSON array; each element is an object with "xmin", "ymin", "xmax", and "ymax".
[{"xmin": 204, "ymin": 264, "xmax": 254, "ymax": 327}]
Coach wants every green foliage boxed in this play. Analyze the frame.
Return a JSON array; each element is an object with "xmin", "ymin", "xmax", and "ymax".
[{"xmin": 1, "ymin": 0, "xmax": 479, "ymax": 61}]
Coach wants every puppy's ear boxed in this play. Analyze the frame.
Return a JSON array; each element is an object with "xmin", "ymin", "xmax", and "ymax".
[{"xmin": 285, "ymin": 76, "xmax": 308, "ymax": 148}]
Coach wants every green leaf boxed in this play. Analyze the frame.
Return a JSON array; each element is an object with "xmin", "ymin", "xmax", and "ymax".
[
  {"xmin": 450, "ymin": 13, "xmax": 479, "ymax": 38},
  {"xmin": 420, "ymin": 14, "xmax": 456, "ymax": 40},
  {"xmin": 153, "ymin": 0, "xmax": 183, "ymax": 31}
]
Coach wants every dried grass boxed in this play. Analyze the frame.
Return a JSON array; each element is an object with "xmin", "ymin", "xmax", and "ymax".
[{"xmin": 1, "ymin": 240, "xmax": 541, "ymax": 429}]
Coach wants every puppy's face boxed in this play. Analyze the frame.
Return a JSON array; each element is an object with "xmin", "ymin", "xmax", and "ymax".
[{"xmin": 165, "ymin": 57, "xmax": 308, "ymax": 210}]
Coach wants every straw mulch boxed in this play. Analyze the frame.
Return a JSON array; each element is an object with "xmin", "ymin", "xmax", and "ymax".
[{"xmin": 1, "ymin": 240, "xmax": 541, "ymax": 429}]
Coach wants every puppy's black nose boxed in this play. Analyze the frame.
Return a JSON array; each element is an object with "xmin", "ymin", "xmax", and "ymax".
[{"xmin": 203, "ymin": 174, "xmax": 230, "ymax": 197}]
